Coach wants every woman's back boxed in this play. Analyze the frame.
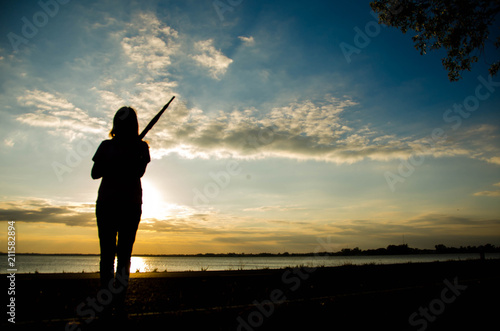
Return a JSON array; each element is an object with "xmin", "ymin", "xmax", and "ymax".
[{"xmin": 92, "ymin": 138, "xmax": 150, "ymax": 204}]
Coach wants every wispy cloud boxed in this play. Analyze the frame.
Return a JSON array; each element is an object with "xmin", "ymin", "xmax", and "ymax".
[
  {"xmin": 243, "ymin": 205, "xmax": 306, "ymax": 212},
  {"xmin": 441, "ymin": 124, "xmax": 500, "ymax": 165},
  {"xmin": 121, "ymin": 12, "xmax": 180, "ymax": 75},
  {"xmin": 92, "ymin": 89, "xmax": 126, "ymax": 111},
  {"xmin": 192, "ymin": 39, "xmax": 233, "ymax": 79},
  {"xmin": 17, "ymin": 89, "xmax": 74, "ymax": 111},
  {"xmin": 473, "ymin": 191, "xmax": 500, "ymax": 197},
  {"xmin": 327, "ymin": 214, "xmax": 500, "ymax": 244},
  {"xmin": 16, "ymin": 90, "xmax": 106, "ymax": 140},
  {"xmin": 474, "ymin": 182, "xmax": 500, "ymax": 197},
  {"xmin": 238, "ymin": 36, "xmax": 255, "ymax": 46}
]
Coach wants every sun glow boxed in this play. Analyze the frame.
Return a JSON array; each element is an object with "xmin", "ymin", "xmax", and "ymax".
[{"xmin": 141, "ymin": 179, "xmax": 169, "ymax": 219}]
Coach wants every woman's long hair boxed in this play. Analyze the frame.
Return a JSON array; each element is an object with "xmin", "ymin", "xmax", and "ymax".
[{"xmin": 110, "ymin": 107, "xmax": 139, "ymax": 140}]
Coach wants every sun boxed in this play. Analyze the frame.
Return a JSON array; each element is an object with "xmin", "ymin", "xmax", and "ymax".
[
  {"xmin": 141, "ymin": 178, "xmax": 196, "ymax": 222},
  {"xmin": 141, "ymin": 178, "xmax": 168, "ymax": 219}
]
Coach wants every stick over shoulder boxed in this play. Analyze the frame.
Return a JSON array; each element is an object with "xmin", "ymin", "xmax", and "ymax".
[{"xmin": 139, "ymin": 96, "xmax": 176, "ymax": 140}]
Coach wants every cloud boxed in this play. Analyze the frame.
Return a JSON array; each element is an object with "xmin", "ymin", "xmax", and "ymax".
[
  {"xmin": 128, "ymin": 81, "xmax": 178, "ymax": 117},
  {"xmin": 139, "ymin": 216, "xmax": 218, "ymax": 234},
  {"xmin": 4, "ymin": 138, "xmax": 14, "ymax": 147},
  {"xmin": 121, "ymin": 12, "xmax": 180, "ymax": 75},
  {"xmin": 17, "ymin": 89, "xmax": 74, "ymax": 111},
  {"xmin": 403, "ymin": 214, "xmax": 495, "ymax": 226},
  {"xmin": 192, "ymin": 39, "xmax": 233, "ymax": 79},
  {"xmin": 75, "ymin": 11, "xmax": 181, "ymax": 119},
  {"xmin": 238, "ymin": 36, "xmax": 255, "ymax": 46},
  {"xmin": 105, "ymin": 11, "xmax": 234, "ymax": 83},
  {"xmin": 442, "ymin": 124, "xmax": 500, "ymax": 164},
  {"xmin": 16, "ymin": 90, "xmax": 106, "ymax": 140},
  {"xmin": 243, "ymin": 205, "xmax": 306, "ymax": 212},
  {"xmin": 3, "ymin": 130, "xmax": 28, "ymax": 148},
  {"xmin": 0, "ymin": 197, "xmax": 225, "ymax": 234},
  {"xmin": 474, "ymin": 191, "xmax": 500, "ymax": 197},
  {"xmin": 145, "ymin": 96, "xmax": 422, "ymax": 163},
  {"xmin": 13, "ymin": 86, "xmax": 500, "ymax": 167},
  {"xmin": 92, "ymin": 89, "xmax": 126, "ymax": 111},
  {"xmin": 324, "ymin": 214, "xmax": 500, "ymax": 248},
  {"xmin": 0, "ymin": 199, "xmax": 95, "ymax": 227},
  {"xmin": 473, "ymin": 181, "xmax": 500, "ymax": 197},
  {"xmin": 128, "ymin": 94, "xmax": 500, "ymax": 165},
  {"xmin": 2, "ymin": 197, "xmax": 498, "ymax": 251}
]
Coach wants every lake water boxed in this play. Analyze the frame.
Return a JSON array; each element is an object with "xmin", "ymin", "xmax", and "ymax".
[{"xmin": 2, "ymin": 253, "xmax": 499, "ymax": 274}]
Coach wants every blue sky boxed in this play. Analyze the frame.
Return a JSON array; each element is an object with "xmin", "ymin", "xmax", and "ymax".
[{"xmin": 0, "ymin": 0, "xmax": 499, "ymax": 254}]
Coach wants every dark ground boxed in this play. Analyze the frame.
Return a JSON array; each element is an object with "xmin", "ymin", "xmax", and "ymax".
[{"xmin": 4, "ymin": 258, "xmax": 499, "ymax": 330}]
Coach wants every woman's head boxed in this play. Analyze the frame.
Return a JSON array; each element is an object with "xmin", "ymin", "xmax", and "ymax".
[{"xmin": 110, "ymin": 107, "xmax": 139, "ymax": 139}]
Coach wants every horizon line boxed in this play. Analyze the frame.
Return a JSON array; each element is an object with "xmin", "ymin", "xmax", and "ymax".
[{"xmin": 2, "ymin": 243, "xmax": 498, "ymax": 257}]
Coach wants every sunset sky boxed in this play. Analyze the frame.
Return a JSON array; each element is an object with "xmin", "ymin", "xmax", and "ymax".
[{"xmin": 1, "ymin": 0, "xmax": 499, "ymax": 254}]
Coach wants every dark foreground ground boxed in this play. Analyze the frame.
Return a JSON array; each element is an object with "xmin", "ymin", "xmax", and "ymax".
[{"xmin": 3, "ymin": 259, "xmax": 499, "ymax": 331}]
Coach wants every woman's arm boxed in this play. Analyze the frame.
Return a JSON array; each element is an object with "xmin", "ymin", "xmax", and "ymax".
[
  {"xmin": 137, "ymin": 141, "xmax": 151, "ymax": 178},
  {"xmin": 91, "ymin": 141, "xmax": 108, "ymax": 179},
  {"xmin": 91, "ymin": 162, "xmax": 105, "ymax": 179},
  {"xmin": 91, "ymin": 140, "xmax": 149, "ymax": 179},
  {"xmin": 137, "ymin": 162, "xmax": 147, "ymax": 178}
]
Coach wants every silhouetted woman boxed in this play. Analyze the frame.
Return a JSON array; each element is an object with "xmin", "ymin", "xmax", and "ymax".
[{"xmin": 91, "ymin": 107, "xmax": 150, "ymax": 318}]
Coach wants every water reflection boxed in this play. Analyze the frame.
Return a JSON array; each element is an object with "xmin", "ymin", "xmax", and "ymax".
[
  {"xmin": 130, "ymin": 256, "xmax": 148, "ymax": 272},
  {"xmin": 112, "ymin": 256, "xmax": 150, "ymax": 273}
]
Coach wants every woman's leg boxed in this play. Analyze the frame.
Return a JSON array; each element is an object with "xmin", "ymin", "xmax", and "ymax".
[
  {"xmin": 114, "ymin": 203, "xmax": 142, "ymax": 312},
  {"xmin": 96, "ymin": 202, "xmax": 118, "ymax": 291}
]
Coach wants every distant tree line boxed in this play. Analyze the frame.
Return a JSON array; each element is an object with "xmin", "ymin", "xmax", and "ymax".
[{"xmin": 144, "ymin": 243, "xmax": 500, "ymax": 257}]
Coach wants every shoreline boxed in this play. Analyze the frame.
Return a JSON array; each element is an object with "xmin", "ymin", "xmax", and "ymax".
[
  {"xmin": 5, "ymin": 255, "xmax": 497, "ymax": 278},
  {"xmin": 1, "ymin": 249, "xmax": 496, "ymax": 257},
  {"xmin": 3, "ymin": 252, "xmax": 498, "ymax": 276}
]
